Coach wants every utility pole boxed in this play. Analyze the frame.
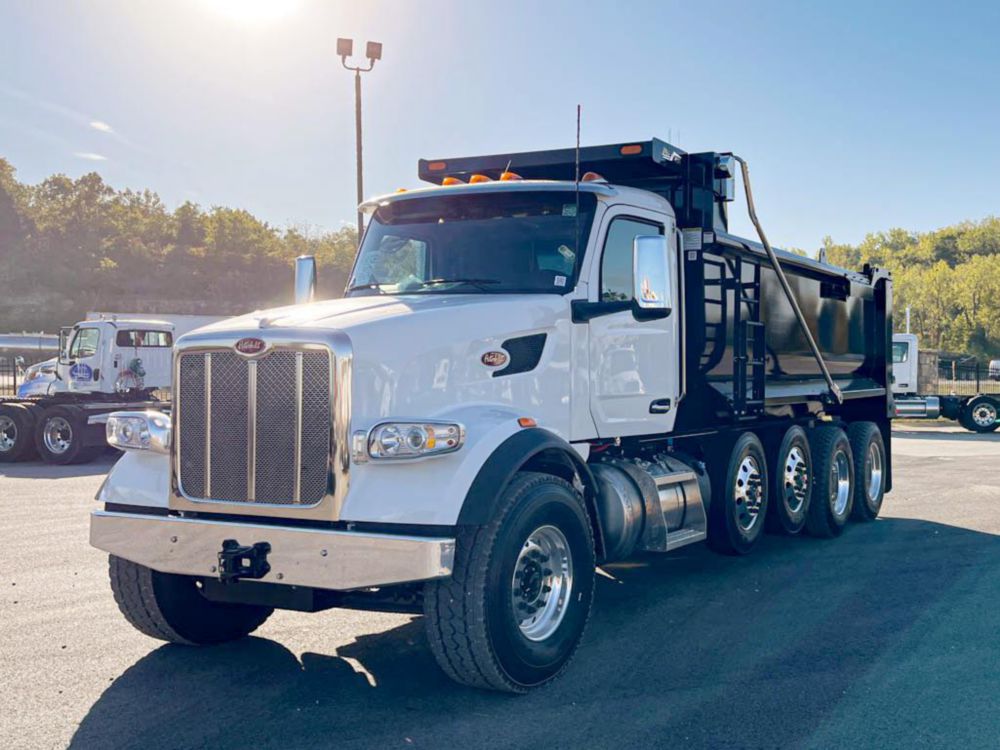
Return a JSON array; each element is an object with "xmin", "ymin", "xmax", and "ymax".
[{"xmin": 337, "ymin": 38, "xmax": 382, "ymax": 245}]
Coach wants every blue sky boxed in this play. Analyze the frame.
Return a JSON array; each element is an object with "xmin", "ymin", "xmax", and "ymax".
[{"xmin": 1, "ymin": 0, "xmax": 998, "ymax": 250}]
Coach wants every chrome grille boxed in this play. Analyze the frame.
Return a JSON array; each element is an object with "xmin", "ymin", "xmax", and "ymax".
[{"xmin": 176, "ymin": 347, "xmax": 331, "ymax": 506}]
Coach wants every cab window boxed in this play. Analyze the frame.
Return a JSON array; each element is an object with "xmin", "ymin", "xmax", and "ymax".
[
  {"xmin": 600, "ymin": 218, "xmax": 664, "ymax": 302},
  {"xmin": 892, "ymin": 342, "xmax": 909, "ymax": 363},
  {"xmin": 69, "ymin": 328, "xmax": 100, "ymax": 358},
  {"xmin": 116, "ymin": 330, "xmax": 173, "ymax": 348}
]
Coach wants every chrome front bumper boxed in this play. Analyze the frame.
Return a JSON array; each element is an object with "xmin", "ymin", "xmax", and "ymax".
[{"xmin": 90, "ymin": 511, "xmax": 455, "ymax": 591}]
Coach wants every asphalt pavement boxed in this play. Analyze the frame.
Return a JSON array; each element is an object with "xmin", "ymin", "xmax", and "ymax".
[{"xmin": 2, "ymin": 424, "xmax": 999, "ymax": 749}]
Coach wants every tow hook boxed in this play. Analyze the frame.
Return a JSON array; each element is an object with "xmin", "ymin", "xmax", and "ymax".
[{"xmin": 217, "ymin": 539, "xmax": 271, "ymax": 583}]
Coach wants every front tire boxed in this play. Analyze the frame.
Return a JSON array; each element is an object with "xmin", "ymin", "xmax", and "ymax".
[
  {"xmin": 708, "ymin": 432, "xmax": 769, "ymax": 555},
  {"xmin": 805, "ymin": 425, "xmax": 854, "ymax": 538},
  {"xmin": 109, "ymin": 555, "xmax": 273, "ymax": 644},
  {"xmin": 423, "ymin": 472, "xmax": 595, "ymax": 693}
]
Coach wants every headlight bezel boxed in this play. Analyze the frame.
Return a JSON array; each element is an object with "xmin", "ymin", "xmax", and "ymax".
[
  {"xmin": 106, "ymin": 410, "xmax": 171, "ymax": 454},
  {"xmin": 362, "ymin": 420, "xmax": 465, "ymax": 461}
]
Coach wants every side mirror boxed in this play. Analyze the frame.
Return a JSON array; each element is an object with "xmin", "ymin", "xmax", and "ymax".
[
  {"xmin": 57, "ymin": 327, "xmax": 73, "ymax": 366},
  {"xmin": 632, "ymin": 235, "xmax": 672, "ymax": 316},
  {"xmin": 295, "ymin": 255, "xmax": 317, "ymax": 305}
]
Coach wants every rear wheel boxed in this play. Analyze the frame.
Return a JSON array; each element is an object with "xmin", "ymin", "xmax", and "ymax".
[
  {"xmin": 961, "ymin": 396, "xmax": 999, "ymax": 433},
  {"xmin": 423, "ymin": 472, "xmax": 595, "ymax": 693},
  {"xmin": 805, "ymin": 425, "xmax": 854, "ymax": 538},
  {"xmin": 708, "ymin": 432, "xmax": 769, "ymax": 555},
  {"xmin": 0, "ymin": 404, "xmax": 38, "ymax": 462},
  {"xmin": 766, "ymin": 425, "xmax": 812, "ymax": 535},
  {"xmin": 34, "ymin": 406, "xmax": 102, "ymax": 464},
  {"xmin": 848, "ymin": 422, "xmax": 886, "ymax": 521},
  {"xmin": 109, "ymin": 555, "xmax": 273, "ymax": 644}
]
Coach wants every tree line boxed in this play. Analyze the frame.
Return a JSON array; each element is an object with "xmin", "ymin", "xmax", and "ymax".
[
  {"xmin": 0, "ymin": 157, "xmax": 358, "ymax": 333},
  {"xmin": 1, "ymin": 157, "xmax": 998, "ymax": 357}
]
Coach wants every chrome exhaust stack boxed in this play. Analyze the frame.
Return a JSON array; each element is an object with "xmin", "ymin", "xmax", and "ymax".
[{"xmin": 294, "ymin": 255, "xmax": 317, "ymax": 305}]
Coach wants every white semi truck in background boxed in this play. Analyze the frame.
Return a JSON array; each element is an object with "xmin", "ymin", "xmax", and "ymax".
[
  {"xmin": 88, "ymin": 140, "xmax": 895, "ymax": 693},
  {"xmin": 0, "ymin": 315, "xmax": 221, "ymax": 464},
  {"xmin": 892, "ymin": 333, "xmax": 999, "ymax": 432}
]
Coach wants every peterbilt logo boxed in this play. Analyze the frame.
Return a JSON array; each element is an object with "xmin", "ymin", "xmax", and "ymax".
[
  {"xmin": 234, "ymin": 337, "xmax": 267, "ymax": 356},
  {"xmin": 481, "ymin": 350, "xmax": 508, "ymax": 368}
]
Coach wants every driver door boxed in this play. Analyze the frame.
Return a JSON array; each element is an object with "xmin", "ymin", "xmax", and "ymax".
[
  {"xmin": 66, "ymin": 326, "xmax": 105, "ymax": 393},
  {"xmin": 586, "ymin": 210, "xmax": 680, "ymax": 437}
]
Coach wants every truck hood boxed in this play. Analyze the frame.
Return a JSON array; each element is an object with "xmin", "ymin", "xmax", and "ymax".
[
  {"xmin": 193, "ymin": 293, "xmax": 561, "ymax": 334},
  {"xmin": 188, "ymin": 294, "xmax": 574, "ymax": 424}
]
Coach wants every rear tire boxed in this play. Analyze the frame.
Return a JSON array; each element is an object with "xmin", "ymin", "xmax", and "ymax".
[
  {"xmin": 766, "ymin": 425, "xmax": 812, "ymax": 535},
  {"xmin": 0, "ymin": 404, "xmax": 39, "ymax": 462},
  {"xmin": 423, "ymin": 472, "xmax": 595, "ymax": 693},
  {"xmin": 34, "ymin": 405, "xmax": 101, "ymax": 464},
  {"xmin": 961, "ymin": 396, "xmax": 999, "ymax": 433},
  {"xmin": 805, "ymin": 425, "xmax": 854, "ymax": 538},
  {"xmin": 109, "ymin": 555, "xmax": 273, "ymax": 644},
  {"xmin": 848, "ymin": 422, "xmax": 886, "ymax": 522},
  {"xmin": 708, "ymin": 432, "xmax": 769, "ymax": 555}
]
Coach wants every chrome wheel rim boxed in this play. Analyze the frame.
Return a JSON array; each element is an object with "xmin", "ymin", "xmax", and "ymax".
[
  {"xmin": 831, "ymin": 449, "xmax": 851, "ymax": 517},
  {"xmin": 511, "ymin": 525, "xmax": 573, "ymax": 642},
  {"xmin": 867, "ymin": 442, "xmax": 883, "ymax": 502},
  {"xmin": 0, "ymin": 415, "xmax": 16, "ymax": 453},
  {"xmin": 783, "ymin": 446, "xmax": 809, "ymax": 514},
  {"xmin": 972, "ymin": 403, "xmax": 997, "ymax": 428},
  {"xmin": 43, "ymin": 416, "xmax": 73, "ymax": 455},
  {"xmin": 734, "ymin": 454, "xmax": 764, "ymax": 531}
]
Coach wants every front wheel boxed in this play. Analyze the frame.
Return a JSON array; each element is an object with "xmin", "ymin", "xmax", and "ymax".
[
  {"xmin": 109, "ymin": 555, "xmax": 273, "ymax": 644},
  {"xmin": 423, "ymin": 472, "xmax": 595, "ymax": 693}
]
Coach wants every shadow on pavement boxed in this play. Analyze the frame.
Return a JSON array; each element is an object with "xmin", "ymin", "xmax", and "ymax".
[{"xmin": 70, "ymin": 517, "xmax": 1000, "ymax": 750}]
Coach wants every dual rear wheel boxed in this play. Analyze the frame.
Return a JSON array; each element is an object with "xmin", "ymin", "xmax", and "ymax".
[{"xmin": 708, "ymin": 421, "xmax": 886, "ymax": 554}]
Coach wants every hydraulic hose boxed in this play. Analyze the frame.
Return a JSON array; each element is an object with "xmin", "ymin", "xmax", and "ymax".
[{"xmin": 729, "ymin": 154, "xmax": 843, "ymax": 405}]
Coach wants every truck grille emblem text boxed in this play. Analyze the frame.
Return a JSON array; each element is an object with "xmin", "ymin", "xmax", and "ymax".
[
  {"xmin": 235, "ymin": 337, "xmax": 266, "ymax": 355},
  {"xmin": 481, "ymin": 351, "xmax": 508, "ymax": 368}
]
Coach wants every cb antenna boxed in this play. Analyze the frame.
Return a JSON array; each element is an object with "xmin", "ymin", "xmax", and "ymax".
[{"xmin": 574, "ymin": 104, "xmax": 581, "ymax": 254}]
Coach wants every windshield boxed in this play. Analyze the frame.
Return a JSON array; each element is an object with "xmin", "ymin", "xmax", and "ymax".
[{"xmin": 348, "ymin": 191, "xmax": 597, "ymax": 295}]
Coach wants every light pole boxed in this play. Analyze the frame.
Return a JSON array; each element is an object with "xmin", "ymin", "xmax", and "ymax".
[{"xmin": 337, "ymin": 38, "xmax": 382, "ymax": 244}]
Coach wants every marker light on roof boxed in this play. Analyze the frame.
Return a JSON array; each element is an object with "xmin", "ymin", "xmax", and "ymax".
[
  {"xmin": 581, "ymin": 172, "xmax": 606, "ymax": 182},
  {"xmin": 620, "ymin": 144, "xmax": 643, "ymax": 155},
  {"xmin": 499, "ymin": 171, "xmax": 522, "ymax": 181},
  {"xmin": 469, "ymin": 174, "xmax": 492, "ymax": 183},
  {"xmin": 427, "ymin": 161, "xmax": 447, "ymax": 171},
  {"xmin": 442, "ymin": 176, "xmax": 465, "ymax": 186}
]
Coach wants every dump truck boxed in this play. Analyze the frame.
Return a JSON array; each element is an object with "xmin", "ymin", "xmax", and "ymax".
[{"xmin": 89, "ymin": 139, "xmax": 893, "ymax": 693}]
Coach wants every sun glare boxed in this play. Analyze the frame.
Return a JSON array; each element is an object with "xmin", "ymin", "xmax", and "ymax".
[{"xmin": 204, "ymin": 0, "xmax": 301, "ymax": 24}]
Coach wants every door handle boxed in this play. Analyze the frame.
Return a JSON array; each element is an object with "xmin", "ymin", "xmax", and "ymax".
[{"xmin": 649, "ymin": 398, "xmax": 672, "ymax": 414}]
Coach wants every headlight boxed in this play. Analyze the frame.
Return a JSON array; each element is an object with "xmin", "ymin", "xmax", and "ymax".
[
  {"xmin": 106, "ymin": 410, "xmax": 171, "ymax": 454},
  {"xmin": 365, "ymin": 421, "xmax": 464, "ymax": 460}
]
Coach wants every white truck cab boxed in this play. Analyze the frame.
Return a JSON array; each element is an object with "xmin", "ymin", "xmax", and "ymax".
[
  {"xmin": 58, "ymin": 318, "xmax": 174, "ymax": 396},
  {"xmin": 88, "ymin": 140, "xmax": 895, "ymax": 693}
]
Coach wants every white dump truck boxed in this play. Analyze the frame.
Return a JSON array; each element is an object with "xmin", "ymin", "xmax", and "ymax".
[
  {"xmin": 89, "ymin": 140, "xmax": 894, "ymax": 693},
  {"xmin": 892, "ymin": 332, "xmax": 999, "ymax": 432}
]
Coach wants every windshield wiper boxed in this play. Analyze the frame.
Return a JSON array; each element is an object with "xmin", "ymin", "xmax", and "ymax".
[
  {"xmin": 346, "ymin": 282, "xmax": 386, "ymax": 294},
  {"xmin": 417, "ymin": 278, "xmax": 502, "ymax": 292}
]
